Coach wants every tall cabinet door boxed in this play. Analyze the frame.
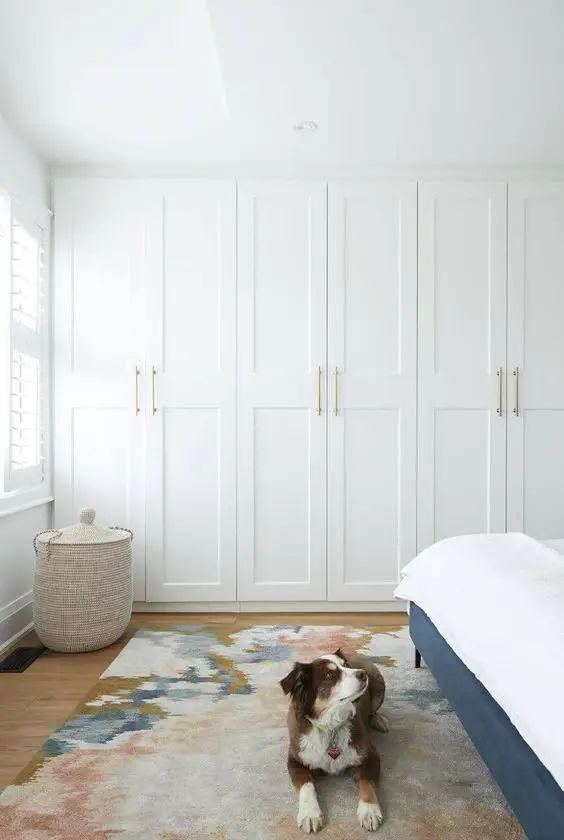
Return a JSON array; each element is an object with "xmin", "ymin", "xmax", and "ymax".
[
  {"xmin": 327, "ymin": 182, "xmax": 417, "ymax": 601},
  {"xmin": 418, "ymin": 183, "xmax": 507, "ymax": 550},
  {"xmin": 507, "ymin": 183, "xmax": 564, "ymax": 537},
  {"xmin": 53, "ymin": 179, "xmax": 149, "ymax": 601},
  {"xmin": 145, "ymin": 181, "xmax": 237, "ymax": 602},
  {"xmin": 237, "ymin": 181, "xmax": 327, "ymax": 601}
]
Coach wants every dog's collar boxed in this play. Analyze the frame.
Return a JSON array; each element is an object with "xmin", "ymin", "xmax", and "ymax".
[{"xmin": 306, "ymin": 712, "xmax": 353, "ymax": 761}]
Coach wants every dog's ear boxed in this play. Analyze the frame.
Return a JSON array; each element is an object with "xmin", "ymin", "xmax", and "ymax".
[
  {"xmin": 280, "ymin": 662, "xmax": 311, "ymax": 697},
  {"xmin": 333, "ymin": 648, "xmax": 347, "ymax": 663}
]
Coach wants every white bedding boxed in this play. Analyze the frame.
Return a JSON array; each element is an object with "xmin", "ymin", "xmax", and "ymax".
[
  {"xmin": 543, "ymin": 537, "xmax": 564, "ymax": 556},
  {"xmin": 394, "ymin": 533, "xmax": 564, "ymax": 791}
]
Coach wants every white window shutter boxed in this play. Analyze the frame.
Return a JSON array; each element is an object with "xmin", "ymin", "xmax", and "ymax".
[{"xmin": 2, "ymin": 197, "xmax": 46, "ymax": 491}]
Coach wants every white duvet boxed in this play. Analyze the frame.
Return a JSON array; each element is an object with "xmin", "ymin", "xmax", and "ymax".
[{"xmin": 394, "ymin": 532, "xmax": 564, "ymax": 791}]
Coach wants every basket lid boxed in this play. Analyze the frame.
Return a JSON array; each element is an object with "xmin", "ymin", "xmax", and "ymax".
[{"xmin": 36, "ymin": 508, "xmax": 131, "ymax": 545}]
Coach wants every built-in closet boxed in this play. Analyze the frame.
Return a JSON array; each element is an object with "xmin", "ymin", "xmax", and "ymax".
[{"xmin": 53, "ymin": 178, "xmax": 564, "ymax": 607}]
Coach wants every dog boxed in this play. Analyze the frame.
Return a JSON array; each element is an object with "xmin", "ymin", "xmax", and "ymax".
[{"xmin": 280, "ymin": 648, "xmax": 387, "ymax": 833}]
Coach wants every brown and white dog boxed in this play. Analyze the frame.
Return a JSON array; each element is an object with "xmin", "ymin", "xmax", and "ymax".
[{"xmin": 280, "ymin": 648, "xmax": 387, "ymax": 834}]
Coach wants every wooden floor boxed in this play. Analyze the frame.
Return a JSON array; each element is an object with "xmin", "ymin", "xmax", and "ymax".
[{"xmin": 0, "ymin": 611, "xmax": 407, "ymax": 789}]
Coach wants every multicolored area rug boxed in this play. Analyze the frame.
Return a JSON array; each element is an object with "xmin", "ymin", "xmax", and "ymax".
[{"xmin": 0, "ymin": 624, "xmax": 523, "ymax": 840}]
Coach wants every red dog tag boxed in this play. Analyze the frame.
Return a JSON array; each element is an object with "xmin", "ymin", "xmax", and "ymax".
[{"xmin": 327, "ymin": 746, "xmax": 341, "ymax": 760}]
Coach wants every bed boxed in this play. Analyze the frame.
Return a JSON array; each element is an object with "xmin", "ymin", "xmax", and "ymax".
[{"xmin": 395, "ymin": 533, "xmax": 564, "ymax": 840}]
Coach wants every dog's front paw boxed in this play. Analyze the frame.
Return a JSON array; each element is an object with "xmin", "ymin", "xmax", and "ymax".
[
  {"xmin": 370, "ymin": 712, "xmax": 389, "ymax": 733},
  {"xmin": 357, "ymin": 800, "xmax": 383, "ymax": 832},
  {"xmin": 298, "ymin": 783, "xmax": 323, "ymax": 834},
  {"xmin": 298, "ymin": 808, "xmax": 323, "ymax": 834}
]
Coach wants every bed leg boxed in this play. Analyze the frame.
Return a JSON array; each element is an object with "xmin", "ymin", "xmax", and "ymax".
[{"xmin": 415, "ymin": 648, "xmax": 421, "ymax": 669}]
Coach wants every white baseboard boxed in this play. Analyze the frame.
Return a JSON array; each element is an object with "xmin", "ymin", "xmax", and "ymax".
[
  {"xmin": 0, "ymin": 590, "xmax": 33, "ymax": 654},
  {"xmin": 133, "ymin": 600, "xmax": 406, "ymax": 614},
  {"xmin": 0, "ymin": 621, "xmax": 34, "ymax": 655}
]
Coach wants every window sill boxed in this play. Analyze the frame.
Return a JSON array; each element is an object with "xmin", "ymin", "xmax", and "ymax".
[{"xmin": 0, "ymin": 494, "xmax": 54, "ymax": 519}]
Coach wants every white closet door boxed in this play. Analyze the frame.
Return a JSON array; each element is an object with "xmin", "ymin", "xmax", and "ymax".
[
  {"xmin": 145, "ymin": 181, "xmax": 236, "ymax": 601},
  {"xmin": 53, "ymin": 180, "xmax": 148, "ymax": 600},
  {"xmin": 418, "ymin": 183, "xmax": 507, "ymax": 550},
  {"xmin": 327, "ymin": 182, "xmax": 417, "ymax": 601},
  {"xmin": 508, "ymin": 183, "xmax": 564, "ymax": 537},
  {"xmin": 237, "ymin": 181, "xmax": 327, "ymax": 601}
]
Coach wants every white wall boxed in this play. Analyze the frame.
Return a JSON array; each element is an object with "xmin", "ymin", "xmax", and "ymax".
[
  {"xmin": 0, "ymin": 112, "xmax": 51, "ymax": 651},
  {"xmin": 0, "ymin": 112, "xmax": 49, "ymax": 207},
  {"xmin": 0, "ymin": 505, "xmax": 50, "ymax": 650}
]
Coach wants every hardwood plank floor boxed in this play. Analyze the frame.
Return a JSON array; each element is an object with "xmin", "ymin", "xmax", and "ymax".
[{"xmin": 0, "ymin": 611, "xmax": 407, "ymax": 789}]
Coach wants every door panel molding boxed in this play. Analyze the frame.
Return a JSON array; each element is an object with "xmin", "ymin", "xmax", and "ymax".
[
  {"xmin": 418, "ymin": 182, "xmax": 507, "ymax": 549},
  {"xmin": 507, "ymin": 182, "xmax": 564, "ymax": 537},
  {"xmin": 145, "ymin": 180, "xmax": 237, "ymax": 601},
  {"xmin": 237, "ymin": 181, "xmax": 327, "ymax": 601},
  {"xmin": 328, "ymin": 181, "xmax": 417, "ymax": 600},
  {"xmin": 53, "ymin": 179, "xmax": 149, "ymax": 601}
]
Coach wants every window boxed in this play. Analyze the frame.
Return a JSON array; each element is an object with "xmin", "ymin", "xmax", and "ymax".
[{"xmin": 0, "ymin": 190, "xmax": 50, "ymax": 497}]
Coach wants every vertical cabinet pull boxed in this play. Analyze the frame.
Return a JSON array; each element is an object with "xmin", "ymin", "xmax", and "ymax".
[
  {"xmin": 134, "ymin": 366, "xmax": 140, "ymax": 415},
  {"xmin": 334, "ymin": 367, "xmax": 339, "ymax": 416},
  {"xmin": 496, "ymin": 366, "xmax": 503, "ymax": 417},
  {"xmin": 513, "ymin": 367, "xmax": 520, "ymax": 416},
  {"xmin": 152, "ymin": 366, "xmax": 157, "ymax": 415},
  {"xmin": 317, "ymin": 366, "xmax": 323, "ymax": 415}
]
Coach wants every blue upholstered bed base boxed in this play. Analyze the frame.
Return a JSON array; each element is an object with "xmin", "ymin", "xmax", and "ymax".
[{"xmin": 409, "ymin": 602, "xmax": 564, "ymax": 840}]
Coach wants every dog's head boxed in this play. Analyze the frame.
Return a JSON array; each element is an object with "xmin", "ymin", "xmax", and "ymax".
[{"xmin": 280, "ymin": 648, "xmax": 368, "ymax": 718}]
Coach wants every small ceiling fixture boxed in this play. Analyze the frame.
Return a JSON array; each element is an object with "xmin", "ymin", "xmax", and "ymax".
[{"xmin": 293, "ymin": 121, "xmax": 318, "ymax": 132}]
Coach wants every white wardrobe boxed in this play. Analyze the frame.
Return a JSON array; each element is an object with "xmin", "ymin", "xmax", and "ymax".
[
  {"xmin": 418, "ymin": 181, "xmax": 564, "ymax": 548},
  {"xmin": 53, "ymin": 177, "xmax": 564, "ymax": 607}
]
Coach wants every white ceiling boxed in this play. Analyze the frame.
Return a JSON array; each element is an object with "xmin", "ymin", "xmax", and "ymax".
[{"xmin": 0, "ymin": 0, "xmax": 563, "ymax": 168}]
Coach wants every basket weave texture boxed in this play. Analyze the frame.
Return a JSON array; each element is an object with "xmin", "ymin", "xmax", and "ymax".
[{"xmin": 33, "ymin": 508, "xmax": 133, "ymax": 653}]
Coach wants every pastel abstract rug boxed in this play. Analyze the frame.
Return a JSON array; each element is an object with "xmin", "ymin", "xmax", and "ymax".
[{"xmin": 0, "ymin": 623, "xmax": 523, "ymax": 840}]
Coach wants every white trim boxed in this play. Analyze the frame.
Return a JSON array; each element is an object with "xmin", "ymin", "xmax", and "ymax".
[
  {"xmin": 0, "ymin": 493, "xmax": 53, "ymax": 518},
  {"xmin": 0, "ymin": 589, "xmax": 33, "ymax": 654},
  {"xmin": 0, "ymin": 621, "xmax": 33, "ymax": 655},
  {"xmin": 133, "ymin": 600, "xmax": 406, "ymax": 613},
  {"xmin": 51, "ymin": 165, "xmax": 564, "ymax": 181},
  {"xmin": 0, "ymin": 588, "xmax": 32, "ymax": 623}
]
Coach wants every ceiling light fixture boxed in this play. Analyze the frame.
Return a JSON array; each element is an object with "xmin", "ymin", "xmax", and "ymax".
[{"xmin": 293, "ymin": 121, "xmax": 318, "ymax": 132}]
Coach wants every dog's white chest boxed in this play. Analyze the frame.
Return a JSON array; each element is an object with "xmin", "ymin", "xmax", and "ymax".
[{"xmin": 298, "ymin": 720, "xmax": 360, "ymax": 776}]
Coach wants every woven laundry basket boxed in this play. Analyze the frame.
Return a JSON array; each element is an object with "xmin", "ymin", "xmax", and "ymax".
[{"xmin": 33, "ymin": 507, "xmax": 133, "ymax": 653}]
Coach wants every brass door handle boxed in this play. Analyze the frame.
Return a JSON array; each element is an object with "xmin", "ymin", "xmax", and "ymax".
[
  {"xmin": 513, "ymin": 367, "xmax": 520, "ymax": 416},
  {"xmin": 152, "ymin": 366, "xmax": 157, "ymax": 415},
  {"xmin": 496, "ymin": 366, "xmax": 503, "ymax": 417},
  {"xmin": 134, "ymin": 366, "xmax": 140, "ymax": 415},
  {"xmin": 317, "ymin": 366, "xmax": 323, "ymax": 415},
  {"xmin": 334, "ymin": 367, "xmax": 339, "ymax": 416}
]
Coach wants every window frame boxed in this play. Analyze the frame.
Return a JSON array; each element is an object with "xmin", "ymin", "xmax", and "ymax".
[{"xmin": 0, "ymin": 188, "xmax": 51, "ymax": 510}]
